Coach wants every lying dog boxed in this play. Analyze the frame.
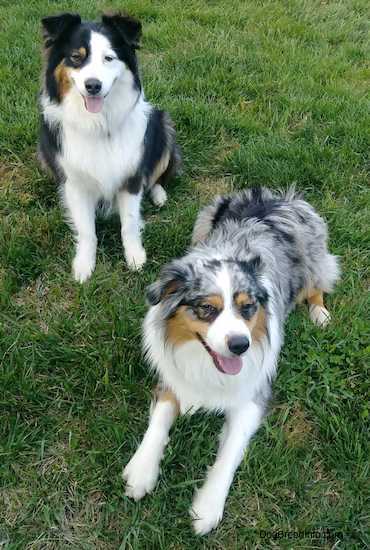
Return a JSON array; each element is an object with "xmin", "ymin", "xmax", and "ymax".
[
  {"xmin": 123, "ymin": 187, "xmax": 340, "ymax": 534},
  {"xmin": 39, "ymin": 12, "xmax": 179, "ymax": 282}
]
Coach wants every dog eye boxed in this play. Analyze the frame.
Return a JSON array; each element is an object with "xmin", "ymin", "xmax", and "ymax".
[
  {"xmin": 196, "ymin": 304, "xmax": 218, "ymax": 321},
  {"xmin": 70, "ymin": 53, "xmax": 82, "ymax": 64},
  {"xmin": 240, "ymin": 303, "xmax": 257, "ymax": 319},
  {"xmin": 104, "ymin": 55, "xmax": 114, "ymax": 62}
]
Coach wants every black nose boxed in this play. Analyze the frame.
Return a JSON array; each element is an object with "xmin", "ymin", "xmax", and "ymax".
[
  {"xmin": 228, "ymin": 335, "xmax": 250, "ymax": 356},
  {"xmin": 85, "ymin": 78, "xmax": 102, "ymax": 95}
]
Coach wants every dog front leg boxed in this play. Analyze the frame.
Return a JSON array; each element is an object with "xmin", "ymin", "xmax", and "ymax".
[
  {"xmin": 64, "ymin": 179, "xmax": 98, "ymax": 283},
  {"xmin": 123, "ymin": 389, "xmax": 179, "ymax": 500},
  {"xmin": 191, "ymin": 401, "xmax": 264, "ymax": 535},
  {"xmin": 117, "ymin": 187, "xmax": 146, "ymax": 270}
]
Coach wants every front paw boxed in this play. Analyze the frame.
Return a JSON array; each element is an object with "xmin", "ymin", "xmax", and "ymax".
[
  {"xmin": 190, "ymin": 485, "xmax": 225, "ymax": 535},
  {"xmin": 124, "ymin": 242, "xmax": 147, "ymax": 271},
  {"xmin": 72, "ymin": 252, "xmax": 95, "ymax": 283},
  {"xmin": 123, "ymin": 451, "xmax": 159, "ymax": 501}
]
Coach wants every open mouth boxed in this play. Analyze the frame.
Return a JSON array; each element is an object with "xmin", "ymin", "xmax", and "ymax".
[
  {"xmin": 196, "ymin": 333, "xmax": 243, "ymax": 376},
  {"xmin": 83, "ymin": 95, "xmax": 104, "ymax": 113}
]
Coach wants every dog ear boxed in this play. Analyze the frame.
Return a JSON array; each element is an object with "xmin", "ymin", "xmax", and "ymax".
[
  {"xmin": 146, "ymin": 261, "xmax": 191, "ymax": 317},
  {"xmin": 41, "ymin": 13, "xmax": 81, "ymax": 47},
  {"xmin": 102, "ymin": 12, "xmax": 142, "ymax": 49}
]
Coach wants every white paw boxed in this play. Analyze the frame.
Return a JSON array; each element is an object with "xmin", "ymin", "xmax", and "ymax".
[
  {"xmin": 124, "ymin": 242, "xmax": 147, "ymax": 271},
  {"xmin": 190, "ymin": 485, "xmax": 225, "ymax": 535},
  {"xmin": 123, "ymin": 451, "xmax": 159, "ymax": 501},
  {"xmin": 150, "ymin": 184, "xmax": 167, "ymax": 207},
  {"xmin": 309, "ymin": 305, "xmax": 331, "ymax": 327},
  {"xmin": 72, "ymin": 252, "xmax": 95, "ymax": 283}
]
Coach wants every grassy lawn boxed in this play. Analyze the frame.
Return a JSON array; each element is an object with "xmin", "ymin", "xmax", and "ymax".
[{"xmin": 0, "ymin": 0, "xmax": 369, "ymax": 548}]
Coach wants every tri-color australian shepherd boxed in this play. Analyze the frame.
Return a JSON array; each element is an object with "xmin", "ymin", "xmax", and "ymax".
[
  {"xmin": 123, "ymin": 187, "xmax": 340, "ymax": 535},
  {"xmin": 38, "ymin": 12, "xmax": 179, "ymax": 282}
]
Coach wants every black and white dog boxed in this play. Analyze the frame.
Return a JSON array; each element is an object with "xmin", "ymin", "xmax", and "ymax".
[
  {"xmin": 39, "ymin": 12, "xmax": 179, "ymax": 282},
  {"xmin": 123, "ymin": 188, "xmax": 340, "ymax": 534}
]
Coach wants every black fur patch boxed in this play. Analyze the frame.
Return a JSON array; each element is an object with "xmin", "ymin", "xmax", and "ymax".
[
  {"xmin": 211, "ymin": 187, "xmax": 281, "ymax": 228},
  {"xmin": 39, "ymin": 115, "xmax": 63, "ymax": 181},
  {"xmin": 212, "ymin": 197, "xmax": 232, "ymax": 228},
  {"xmin": 126, "ymin": 174, "xmax": 142, "ymax": 194},
  {"xmin": 101, "ymin": 14, "xmax": 141, "ymax": 90},
  {"xmin": 142, "ymin": 110, "xmax": 169, "ymax": 178},
  {"xmin": 212, "ymin": 188, "xmax": 299, "ymax": 248},
  {"xmin": 125, "ymin": 109, "xmax": 177, "ymax": 195},
  {"xmin": 204, "ymin": 259, "xmax": 222, "ymax": 274}
]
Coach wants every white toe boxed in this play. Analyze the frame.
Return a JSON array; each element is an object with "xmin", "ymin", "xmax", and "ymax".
[
  {"xmin": 124, "ymin": 243, "xmax": 147, "ymax": 271},
  {"xmin": 123, "ymin": 452, "xmax": 159, "ymax": 501},
  {"xmin": 190, "ymin": 486, "xmax": 225, "ymax": 535},
  {"xmin": 72, "ymin": 253, "xmax": 95, "ymax": 283},
  {"xmin": 309, "ymin": 305, "xmax": 331, "ymax": 327}
]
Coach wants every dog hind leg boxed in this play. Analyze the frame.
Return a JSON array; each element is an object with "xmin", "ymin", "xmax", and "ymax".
[
  {"xmin": 118, "ymin": 187, "xmax": 147, "ymax": 270},
  {"xmin": 150, "ymin": 183, "xmax": 167, "ymax": 207},
  {"xmin": 307, "ymin": 288, "xmax": 331, "ymax": 327}
]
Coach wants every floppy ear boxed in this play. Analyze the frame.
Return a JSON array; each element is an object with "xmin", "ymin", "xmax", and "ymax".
[
  {"xmin": 102, "ymin": 12, "xmax": 142, "ymax": 49},
  {"xmin": 41, "ymin": 13, "xmax": 81, "ymax": 47},
  {"xmin": 146, "ymin": 260, "xmax": 191, "ymax": 317}
]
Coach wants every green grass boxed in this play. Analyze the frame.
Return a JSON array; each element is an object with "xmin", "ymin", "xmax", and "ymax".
[{"xmin": 0, "ymin": 0, "xmax": 369, "ymax": 548}]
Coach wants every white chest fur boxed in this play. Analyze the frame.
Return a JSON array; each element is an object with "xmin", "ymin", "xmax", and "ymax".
[{"xmin": 42, "ymin": 88, "xmax": 150, "ymax": 200}]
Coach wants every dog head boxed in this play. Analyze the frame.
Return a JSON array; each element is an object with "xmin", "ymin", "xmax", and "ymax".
[
  {"xmin": 41, "ymin": 12, "xmax": 142, "ymax": 112},
  {"xmin": 147, "ymin": 255, "xmax": 269, "ymax": 376}
]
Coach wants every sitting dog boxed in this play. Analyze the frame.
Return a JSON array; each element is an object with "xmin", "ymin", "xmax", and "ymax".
[
  {"xmin": 123, "ymin": 187, "xmax": 340, "ymax": 534},
  {"xmin": 39, "ymin": 12, "xmax": 179, "ymax": 282}
]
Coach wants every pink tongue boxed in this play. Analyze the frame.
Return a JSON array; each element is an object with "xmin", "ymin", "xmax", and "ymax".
[
  {"xmin": 215, "ymin": 353, "xmax": 243, "ymax": 375},
  {"xmin": 84, "ymin": 96, "xmax": 103, "ymax": 113}
]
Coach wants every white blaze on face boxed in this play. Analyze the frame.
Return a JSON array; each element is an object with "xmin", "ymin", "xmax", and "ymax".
[
  {"xmin": 70, "ymin": 31, "xmax": 125, "ymax": 113},
  {"xmin": 205, "ymin": 265, "xmax": 251, "ymax": 375}
]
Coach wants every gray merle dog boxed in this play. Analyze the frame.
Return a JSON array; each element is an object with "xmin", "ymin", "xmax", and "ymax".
[{"xmin": 123, "ymin": 187, "xmax": 340, "ymax": 535}]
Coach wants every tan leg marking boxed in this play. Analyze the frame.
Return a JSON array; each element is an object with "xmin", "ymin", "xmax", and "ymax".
[
  {"xmin": 154, "ymin": 387, "xmax": 180, "ymax": 416},
  {"xmin": 306, "ymin": 288, "xmax": 331, "ymax": 327}
]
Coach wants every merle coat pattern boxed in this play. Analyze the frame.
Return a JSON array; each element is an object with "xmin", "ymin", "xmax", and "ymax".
[{"xmin": 123, "ymin": 188, "xmax": 340, "ymax": 535}]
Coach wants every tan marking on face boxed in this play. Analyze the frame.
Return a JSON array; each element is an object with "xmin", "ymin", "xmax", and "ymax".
[
  {"xmin": 166, "ymin": 306, "xmax": 209, "ymax": 347},
  {"xmin": 251, "ymin": 306, "xmax": 266, "ymax": 342},
  {"xmin": 240, "ymin": 304, "xmax": 267, "ymax": 343},
  {"xmin": 234, "ymin": 292, "xmax": 254, "ymax": 307},
  {"xmin": 149, "ymin": 150, "xmax": 170, "ymax": 186},
  {"xmin": 77, "ymin": 47, "xmax": 87, "ymax": 59},
  {"xmin": 54, "ymin": 62, "xmax": 72, "ymax": 98},
  {"xmin": 206, "ymin": 294, "xmax": 224, "ymax": 309}
]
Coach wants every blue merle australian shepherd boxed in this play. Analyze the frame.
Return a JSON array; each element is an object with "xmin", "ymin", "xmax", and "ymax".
[
  {"xmin": 39, "ymin": 12, "xmax": 179, "ymax": 282},
  {"xmin": 123, "ymin": 187, "xmax": 340, "ymax": 535}
]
